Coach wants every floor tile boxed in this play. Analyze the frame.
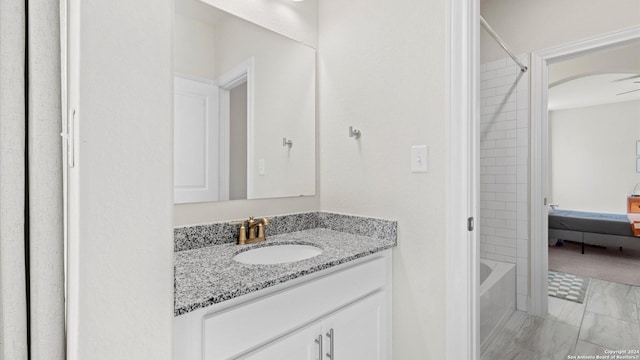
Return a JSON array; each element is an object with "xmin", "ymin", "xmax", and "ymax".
[
  {"xmin": 514, "ymin": 316, "xmax": 579, "ymax": 360},
  {"xmin": 578, "ymin": 311, "xmax": 640, "ymax": 349},
  {"xmin": 589, "ymin": 279, "xmax": 635, "ymax": 301},
  {"xmin": 481, "ymin": 341, "xmax": 543, "ymax": 360},
  {"xmin": 504, "ymin": 311, "xmax": 527, "ymax": 332},
  {"xmin": 546, "ymin": 296, "xmax": 585, "ymax": 328},
  {"xmin": 571, "ymin": 340, "xmax": 611, "ymax": 357},
  {"xmin": 586, "ymin": 292, "xmax": 638, "ymax": 323}
]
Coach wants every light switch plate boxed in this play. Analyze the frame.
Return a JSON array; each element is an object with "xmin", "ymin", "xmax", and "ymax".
[{"xmin": 412, "ymin": 145, "xmax": 428, "ymax": 173}]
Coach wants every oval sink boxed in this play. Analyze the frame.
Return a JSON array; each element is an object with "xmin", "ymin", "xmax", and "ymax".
[{"xmin": 233, "ymin": 244, "xmax": 322, "ymax": 265}]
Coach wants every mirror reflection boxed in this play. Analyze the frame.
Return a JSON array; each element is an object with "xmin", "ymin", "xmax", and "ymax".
[{"xmin": 173, "ymin": 0, "xmax": 316, "ymax": 204}]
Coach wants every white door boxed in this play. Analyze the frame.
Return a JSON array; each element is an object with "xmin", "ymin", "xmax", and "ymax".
[
  {"xmin": 239, "ymin": 323, "xmax": 323, "ymax": 360},
  {"xmin": 322, "ymin": 291, "xmax": 386, "ymax": 360},
  {"xmin": 173, "ymin": 75, "xmax": 220, "ymax": 203}
]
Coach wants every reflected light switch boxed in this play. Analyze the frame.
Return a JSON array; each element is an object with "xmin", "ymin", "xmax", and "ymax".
[
  {"xmin": 258, "ymin": 159, "xmax": 265, "ymax": 175},
  {"xmin": 411, "ymin": 145, "xmax": 428, "ymax": 173}
]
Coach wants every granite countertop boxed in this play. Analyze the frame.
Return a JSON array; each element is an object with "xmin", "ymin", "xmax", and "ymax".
[{"xmin": 174, "ymin": 228, "xmax": 396, "ymax": 316}]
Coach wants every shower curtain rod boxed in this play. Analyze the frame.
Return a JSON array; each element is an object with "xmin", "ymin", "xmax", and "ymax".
[{"xmin": 480, "ymin": 16, "xmax": 528, "ymax": 72}]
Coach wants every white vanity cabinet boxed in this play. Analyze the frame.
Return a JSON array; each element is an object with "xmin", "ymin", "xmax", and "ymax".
[
  {"xmin": 242, "ymin": 291, "xmax": 386, "ymax": 360},
  {"xmin": 174, "ymin": 250, "xmax": 392, "ymax": 360}
]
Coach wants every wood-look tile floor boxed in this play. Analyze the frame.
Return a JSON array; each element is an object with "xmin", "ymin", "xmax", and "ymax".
[{"xmin": 482, "ymin": 279, "xmax": 640, "ymax": 360}]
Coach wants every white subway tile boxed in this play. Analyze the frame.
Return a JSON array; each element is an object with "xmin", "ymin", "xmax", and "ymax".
[
  {"xmin": 481, "ymin": 105, "xmax": 496, "ymax": 115},
  {"xmin": 517, "ymin": 147, "xmax": 528, "ymax": 165},
  {"xmin": 496, "ymin": 192, "xmax": 517, "ymax": 202},
  {"xmin": 495, "ymin": 174, "xmax": 517, "ymax": 184},
  {"xmin": 481, "ymin": 87, "xmax": 496, "ymax": 99},
  {"xmin": 486, "ymin": 77, "xmax": 507, "ymax": 88},
  {"xmin": 485, "ymin": 183, "xmax": 517, "ymax": 193},
  {"xmin": 481, "ymin": 191, "xmax": 496, "ymax": 201},
  {"xmin": 495, "ymin": 157, "xmax": 517, "ymax": 166},
  {"xmin": 495, "ymin": 210, "xmax": 517, "ymax": 220},
  {"xmin": 495, "ymin": 139, "xmax": 517, "ymax": 148},
  {"xmin": 480, "ymin": 140, "xmax": 496, "ymax": 150},
  {"xmin": 481, "ymin": 157, "xmax": 496, "ymax": 166},
  {"xmin": 481, "ymin": 70, "xmax": 497, "ymax": 81},
  {"xmin": 504, "ymin": 129, "xmax": 517, "ymax": 139},
  {"xmin": 486, "ymin": 58, "xmax": 507, "ymax": 71},
  {"xmin": 481, "ymin": 175, "xmax": 496, "ymax": 184},
  {"xmin": 517, "ymin": 275, "xmax": 528, "ymax": 294},
  {"xmin": 518, "ymin": 240, "xmax": 528, "ymax": 257},
  {"xmin": 496, "ymin": 228, "xmax": 516, "ymax": 239},
  {"xmin": 482, "ymin": 218, "xmax": 506, "ymax": 228},
  {"xmin": 517, "ymin": 202, "xmax": 528, "ymax": 220},
  {"xmin": 517, "ymin": 222, "xmax": 528, "ymax": 240},
  {"xmin": 486, "ymin": 200, "xmax": 506, "ymax": 210},
  {"xmin": 517, "ymin": 165, "xmax": 527, "ymax": 184},
  {"xmin": 505, "ymin": 111, "xmax": 517, "ymax": 120},
  {"xmin": 495, "ymin": 245, "xmax": 517, "ymax": 257},
  {"xmin": 505, "ymin": 202, "xmax": 517, "ymax": 211},
  {"xmin": 516, "ymin": 258, "xmax": 528, "ymax": 276},
  {"xmin": 517, "ymin": 184, "xmax": 527, "ymax": 202},
  {"xmin": 504, "ymin": 220, "xmax": 518, "ymax": 230},
  {"xmin": 496, "ymin": 120, "xmax": 517, "ymax": 130},
  {"xmin": 517, "ymin": 128, "xmax": 528, "ymax": 146}
]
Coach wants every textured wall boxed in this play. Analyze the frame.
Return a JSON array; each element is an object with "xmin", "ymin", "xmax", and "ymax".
[{"xmin": 318, "ymin": 0, "xmax": 447, "ymax": 358}]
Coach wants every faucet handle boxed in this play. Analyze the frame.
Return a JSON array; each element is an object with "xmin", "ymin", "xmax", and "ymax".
[
  {"xmin": 229, "ymin": 221, "xmax": 247, "ymax": 245},
  {"xmin": 262, "ymin": 217, "xmax": 272, "ymax": 225}
]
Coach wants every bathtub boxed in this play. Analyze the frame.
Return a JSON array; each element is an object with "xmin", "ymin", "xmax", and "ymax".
[{"xmin": 480, "ymin": 259, "xmax": 516, "ymax": 354}]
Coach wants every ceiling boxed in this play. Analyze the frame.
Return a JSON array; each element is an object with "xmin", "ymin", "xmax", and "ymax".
[{"xmin": 548, "ymin": 73, "xmax": 640, "ymax": 111}]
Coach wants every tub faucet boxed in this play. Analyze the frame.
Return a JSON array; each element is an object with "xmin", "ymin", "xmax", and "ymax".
[{"xmin": 230, "ymin": 216, "xmax": 272, "ymax": 245}]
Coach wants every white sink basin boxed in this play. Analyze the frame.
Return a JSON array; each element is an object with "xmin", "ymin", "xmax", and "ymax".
[{"xmin": 233, "ymin": 244, "xmax": 322, "ymax": 265}]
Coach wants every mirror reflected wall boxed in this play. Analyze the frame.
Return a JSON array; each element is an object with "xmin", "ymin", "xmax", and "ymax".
[{"xmin": 174, "ymin": 0, "xmax": 316, "ymax": 204}]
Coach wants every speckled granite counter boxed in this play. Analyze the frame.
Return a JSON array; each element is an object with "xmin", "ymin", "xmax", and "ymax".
[{"xmin": 174, "ymin": 227, "xmax": 396, "ymax": 316}]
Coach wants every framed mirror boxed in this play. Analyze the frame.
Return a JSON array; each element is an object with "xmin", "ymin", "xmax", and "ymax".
[{"xmin": 173, "ymin": 0, "xmax": 316, "ymax": 204}]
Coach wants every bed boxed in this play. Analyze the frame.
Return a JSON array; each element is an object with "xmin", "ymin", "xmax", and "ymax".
[{"xmin": 548, "ymin": 209, "xmax": 638, "ymax": 254}]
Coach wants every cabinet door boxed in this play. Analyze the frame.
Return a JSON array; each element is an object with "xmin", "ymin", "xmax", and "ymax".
[
  {"xmin": 239, "ymin": 323, "xmax": 323, "ymax": 360},
  {"xmin": 323, "ymin": 291, "xmax": 386, "ymax": 360}
]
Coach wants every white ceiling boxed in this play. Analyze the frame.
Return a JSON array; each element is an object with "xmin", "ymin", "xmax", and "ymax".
[{"xmin": 548, "ymin": 73, "xmax": 640, "ymax": 111}]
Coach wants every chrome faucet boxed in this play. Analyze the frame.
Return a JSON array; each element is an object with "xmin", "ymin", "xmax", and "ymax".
[{"xmin": 230, "ymin": 216, "xmax": 272, "ymax": 245}]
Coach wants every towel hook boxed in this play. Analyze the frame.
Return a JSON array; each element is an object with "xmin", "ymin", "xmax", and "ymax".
[
  {"xmin": 282, "ymin": 137, "xmax": 293, "ymax": 148},
  {"xmin": 349, "ymin": 126, "xmax": 361, "ymax": 139}
]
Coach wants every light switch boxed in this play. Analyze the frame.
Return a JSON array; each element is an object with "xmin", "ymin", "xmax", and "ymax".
[
  {"xmin": 258, "ymin": 159, "xmax": 265, "ymax": 175},
  {"xmin": 411, "ymin": 145, "xmax": 428, "ymax": 173}
]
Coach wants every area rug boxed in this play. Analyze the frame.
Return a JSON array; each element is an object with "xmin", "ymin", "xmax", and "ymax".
[
  {"xmin": 549, "ymin": 241, "xmax": 640, "ymax": 287},
  {"xmin": 547, "ymin": 270, "xmax": 590, "ymax": 303}
]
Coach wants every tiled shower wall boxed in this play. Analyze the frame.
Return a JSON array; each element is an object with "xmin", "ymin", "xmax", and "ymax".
[{"xmin": 480, "ymin": 56, "xmax": 529, "ymax": 311}]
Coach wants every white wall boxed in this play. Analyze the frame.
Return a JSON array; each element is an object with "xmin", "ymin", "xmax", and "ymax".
[
  {"xmin": 72, "ymin": 0, "xmax": 174, "ymax": 358},
  {"xmin": 549, "ymin": 43, "xmax": 640, "ymax": 86},
  {"xmin": 200, "ymin": 0, "xmax": 318, "ymax": 48},
  {"xmin": 319, "ymin": 0, "xmax": 446, "ymax": 358},
  {"xmin": 549, "ymin": 100, "xmax": 640, "ymax": 213},
  {"xmin": 174, "ymin": 13, "xmax": 216, "ymax": 79},
  {"xmin": 481, "ymin": 0, "xmax": 640, "ymax": 64},
  {"xmin": 173, "ymin": 2, "xmax": 319, "ymax": 226}
]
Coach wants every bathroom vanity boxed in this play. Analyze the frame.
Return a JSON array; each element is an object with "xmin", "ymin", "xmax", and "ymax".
[{"xmin": 173, "ymin": 213, "xmax": 396, "ymax": 360}]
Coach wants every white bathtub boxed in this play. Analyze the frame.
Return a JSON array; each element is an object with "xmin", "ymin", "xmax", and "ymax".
[{"xmin": 480, "ymin": 259, "xmax": 516, "ymax": 354}]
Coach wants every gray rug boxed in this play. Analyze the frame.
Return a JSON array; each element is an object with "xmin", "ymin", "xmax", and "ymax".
[{"xmin": 548, "ymin": 270, "xmax": 590, "ymax": 303}]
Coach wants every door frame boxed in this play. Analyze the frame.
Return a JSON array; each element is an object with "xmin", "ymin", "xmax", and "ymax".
[
  {"xmin": 529, "ymin": 26, "xmax": 640, "ymax": 316},
  {"xmin": 216, "ymin": 57, "xmax": 255, "ymax": 199},
  {"xmin": 446, "ymin": 0, "xmax": 480, "ymax": 359}
]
